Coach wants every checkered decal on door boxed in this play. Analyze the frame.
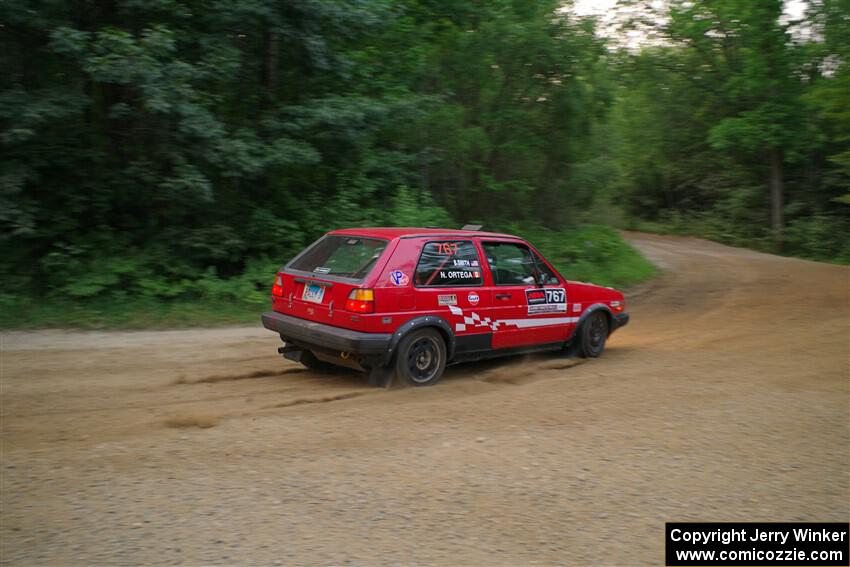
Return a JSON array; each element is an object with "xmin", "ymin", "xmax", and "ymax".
[
  {"xmin": 448, "ymin": 305, "xmax": 500, "ymax": 332},
  {"xmin": 447, "ymin": 304, "xmax": 579, "ymax": 333}
]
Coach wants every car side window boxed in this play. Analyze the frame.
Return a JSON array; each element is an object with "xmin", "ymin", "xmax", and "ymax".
[
  {"xmin": 482, "ymin": 242, "xmax": 538, "ymax": 286},
  {"xmin": 531, "ymin": 251, "xmax": 560, "ymax": 285},
  {"xmin": 414, "ymin": 240, "xmax": 483, "ymax": 287}
]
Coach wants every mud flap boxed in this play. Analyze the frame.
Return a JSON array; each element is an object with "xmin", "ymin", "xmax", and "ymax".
[{"xmin": 366, "ymin": 365, "xmax": 394, "ymax": 388}]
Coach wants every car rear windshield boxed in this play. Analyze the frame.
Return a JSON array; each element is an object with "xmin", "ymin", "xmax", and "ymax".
[{"xmin": 288, "ymin": 235, "xmax": 388, "ymax": 280}]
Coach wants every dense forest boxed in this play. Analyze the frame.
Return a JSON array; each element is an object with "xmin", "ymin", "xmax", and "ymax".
[{"xmin": 1, "ymin": 0, "xmax": 848, "ymax": 326}]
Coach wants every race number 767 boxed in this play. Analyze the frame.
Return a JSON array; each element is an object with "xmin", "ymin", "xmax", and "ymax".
[{"xmin": 545, "ymin": 288, "xmax": 565, "ymax": 303}]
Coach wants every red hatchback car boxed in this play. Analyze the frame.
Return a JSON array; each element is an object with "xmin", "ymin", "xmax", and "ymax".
[{"xmin": 262, "ymin": 227, "xmax": 629, "ymax": 387}]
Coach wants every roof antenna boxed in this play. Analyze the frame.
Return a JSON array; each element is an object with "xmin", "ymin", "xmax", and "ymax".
[{"xmin": 462, "ymin": 224, "xmax": 483, "ymax": 231}]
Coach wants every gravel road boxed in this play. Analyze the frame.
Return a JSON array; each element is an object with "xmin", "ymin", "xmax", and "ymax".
[{"xmin": 1, "ymin": 233, "xmax": 848, "ymax": 566}]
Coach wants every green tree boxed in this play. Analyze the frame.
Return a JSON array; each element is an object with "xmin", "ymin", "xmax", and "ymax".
[
  {"xmin": 1, "ymin": 0, "xmax": 618, "ymax": 304},
  {"xmin": 806, "ymin": 0, "xmax": 850, "ymax": 205},
  {"xmin": 669, "ymin": 0, "xmax": 803, "ymax": 245},
  {"xmin": 610, "ymin": 0, "xmax": 849, "ymax": 258}
]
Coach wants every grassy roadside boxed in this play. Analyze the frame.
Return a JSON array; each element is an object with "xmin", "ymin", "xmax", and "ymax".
[
  {"xmin": 624, "ymin": 214, "xmax": 850, "ymax": 264},
  {"xmin": 523, "ymin": 225, "xmax": 657, "ymax": 289},
  {"xmin": 0, "ymin": 226, "xmax": 657, "ymax": 330},
  {"xmin": 0, "ymin": 299, "xmax": 262, "ymax": 330}
]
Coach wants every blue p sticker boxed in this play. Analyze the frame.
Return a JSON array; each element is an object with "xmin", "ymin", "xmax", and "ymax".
[{"xmin": 389, "ymin": 270, "xmax": 410, "ymax": 286}]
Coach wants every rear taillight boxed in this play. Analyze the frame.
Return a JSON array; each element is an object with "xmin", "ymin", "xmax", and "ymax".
[
  {"xmin": 272, "ymin": 275, "xmax": 284, "ymax": 297},
  {"xmin": 345, "ymin": 289, "xmax": 375, "ymax": 313}
]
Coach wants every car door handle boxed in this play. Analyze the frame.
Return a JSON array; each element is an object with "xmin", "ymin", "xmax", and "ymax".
[{"xmin": 496, "ymin": 293, "xmax": 512, "ymax": 300}]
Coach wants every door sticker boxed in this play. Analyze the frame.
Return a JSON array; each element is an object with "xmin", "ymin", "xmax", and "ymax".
[
  {"xmin": 438, "ymin": 294, "xmax": 457, "ymax": 306},
  {"xmin": 467, "ymin": 291, "xmax": 480, "ymax": 305},
  {"xmin": 525, "ymin": 288, "xmax": 566, "ymax": 315}
]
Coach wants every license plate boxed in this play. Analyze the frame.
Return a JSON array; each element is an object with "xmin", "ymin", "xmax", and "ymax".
[{"xmin": 302, "ymin": 283, "xmax": 325, "ymax": 304}]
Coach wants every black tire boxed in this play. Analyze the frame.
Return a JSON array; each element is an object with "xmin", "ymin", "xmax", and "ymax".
[
  {"xmin": 299, "ymin": 350, "xmax": 334, "ymax": 371},
  {"xmin": 394, "ymin": 328, "xmax": 447, "ymax": 387},
  {"xmin": 578, "ymin": 312, "xmax": 609, "ymax": 358}
]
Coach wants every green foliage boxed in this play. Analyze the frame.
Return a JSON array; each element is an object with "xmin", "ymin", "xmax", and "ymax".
[
  {"xmin": 610, "ymin": 0, "xmax": 850, "ymax": 259},
  {"xmin": 0, "ymin": 225, "xmax": 654, "ymax": 329},
  {"xmin": 0, "ymin": 296, "xmax": 261, "ymax": 330},
  {"xmin": 506, "ymin": 225, "xmax": 657, "ymax": 289},
  {"xmin": 627, "ymin": 211, "xmax": 850, "ymax": 264},
  {"xmin": 3, "ymin": 0, "xmax": 849, "ymax": 329},
  {"xmin": 1, "ymin": 0, "xmax": 624, "ymax": 317},
  {"xmin": 783, "ymin": 214, "xmax": 850, "ymax": 262},
  {"xmin": 800, "ymin": 0, "xmax": 850, "ymax": 208}
]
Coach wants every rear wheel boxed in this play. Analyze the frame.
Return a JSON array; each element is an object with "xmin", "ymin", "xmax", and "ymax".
[
  {"xmin": 395, "ymin": 329, "xmax": 447, "ymax": 387},
  {"xmin": 579, "ymin": 312, "xmax": 608, "ymax": 358}
]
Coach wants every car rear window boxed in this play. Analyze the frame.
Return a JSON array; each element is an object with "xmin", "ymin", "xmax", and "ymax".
[
  {"xmin": 414, "ymin": 240, "xmax": 482, "ymax": 287},
  {"xmin": 289, "ymin": 235, "xmax": 388, "ymax": 280}
]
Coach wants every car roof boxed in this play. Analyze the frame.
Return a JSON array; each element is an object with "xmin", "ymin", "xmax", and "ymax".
[{"xmin": 329, "ymin": 227, "xmax": 524, "ymax": 240}]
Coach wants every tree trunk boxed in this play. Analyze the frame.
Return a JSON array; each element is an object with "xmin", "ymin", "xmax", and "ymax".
[{"xmin": 769, "ymin": 147, "xmax": 784, "ymax": 249}]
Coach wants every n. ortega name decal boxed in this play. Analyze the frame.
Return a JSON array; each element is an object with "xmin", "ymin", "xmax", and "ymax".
[
  {"xmin": 389, "ymin": 270, "xmax": 410, "ymax": 286},
  {"xmin": 438, "ymin": 270, "xmax": 480, "ymax": 280},
  {"xmin": 525, "ymin": 288, "xmax": 566, "ymax": 315}
]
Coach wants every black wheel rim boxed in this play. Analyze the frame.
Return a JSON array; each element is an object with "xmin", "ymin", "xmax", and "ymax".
[
  {"xmin": 588, "ymin": 314, "xmax": 607, "ymax": 352},
  {"xmin": 407, "ymin": 336, "xmax": 440, "ymax": 383}
]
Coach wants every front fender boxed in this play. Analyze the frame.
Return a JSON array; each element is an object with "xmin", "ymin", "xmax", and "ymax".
[{"xmin": 383, "ymin": 315, "xmax": 455, "ymax": 366}]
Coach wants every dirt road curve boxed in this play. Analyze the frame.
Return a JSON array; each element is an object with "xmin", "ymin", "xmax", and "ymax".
[{"xmin": 2, "ymin": 233, "xmax": 848, "ymax": 566}]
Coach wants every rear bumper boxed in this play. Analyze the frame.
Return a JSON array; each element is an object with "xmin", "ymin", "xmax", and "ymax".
[
  {"xmin": 613, "ymin": 312, "xmax": 630, "ymax": 331},
  {"xmin": 261, "ymin": 311, "xmax": 392, "ymax": 355}
]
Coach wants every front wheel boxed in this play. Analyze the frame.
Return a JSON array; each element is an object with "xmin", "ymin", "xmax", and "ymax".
[
  {"xmin": 395, "ymin": 329, "xmax": 447, "ymax": 387},
  {"xmin": 578, "ymin": 312, "xmax": 608, "ymax": 358}
]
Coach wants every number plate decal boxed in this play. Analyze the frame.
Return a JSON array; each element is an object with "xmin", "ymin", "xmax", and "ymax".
[{"xmin": 525, "ymin": 288, "xmax": 566, "ymax": 315}]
